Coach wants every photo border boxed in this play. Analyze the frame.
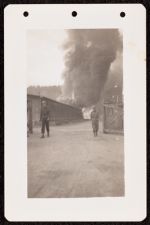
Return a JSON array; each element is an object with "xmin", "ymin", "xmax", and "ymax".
[{"xmin": 1, "ymin": 0, "xmax": 149, "ymax": 224}]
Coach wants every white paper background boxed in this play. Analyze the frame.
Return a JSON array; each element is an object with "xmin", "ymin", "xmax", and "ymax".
[{"xmin": 4, "ymin": 4, "xmax": 146, "ymax": 221}]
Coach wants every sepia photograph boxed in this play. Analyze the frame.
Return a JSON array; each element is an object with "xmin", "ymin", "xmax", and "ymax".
[
  {"xmin": 4, "ymin": 4, "xmax": 146, "ymax": 221},
  {"xmin": 27, "ymin": 29, "xmax": 124, "ymax": 198}
]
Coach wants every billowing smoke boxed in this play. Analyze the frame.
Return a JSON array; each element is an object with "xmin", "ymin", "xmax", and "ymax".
[
  {"xmin": 62, "ymin": 29, "xmax": 122, "ymax": 107},
  {"xmin": 104, "ymin": 51, "xmax": 123, "ymax": 100}
]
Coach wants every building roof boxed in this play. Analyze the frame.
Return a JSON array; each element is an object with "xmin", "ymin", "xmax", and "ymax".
[{"xmin": 27, "ymin": 94, "xmax": 81, "ymax": 111}]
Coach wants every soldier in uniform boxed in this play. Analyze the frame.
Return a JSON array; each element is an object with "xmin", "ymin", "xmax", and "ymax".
[
  {"xmin": 40, "ymin": 100, "xmax": 50, "ymax": 138},
  {"xmin": 91, "ymin": 106, "xmax": 99, "ymax": 137}
]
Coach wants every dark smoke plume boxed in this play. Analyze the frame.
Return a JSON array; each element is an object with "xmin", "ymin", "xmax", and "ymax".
[{"xmin": 62, "ymin": 29, "xmax": 122, "ymax": 107}]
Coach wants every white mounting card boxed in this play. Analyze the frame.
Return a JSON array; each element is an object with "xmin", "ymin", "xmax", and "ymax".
[{"xmin": 4, "ymin": 4, "xmax": 146, "ymax": 222}]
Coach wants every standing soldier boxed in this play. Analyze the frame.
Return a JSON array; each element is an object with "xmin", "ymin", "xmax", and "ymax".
[
  {"xmin": 91, "ymin": 106, "xmax": 99, "ymax": 137},
  {"xmin": 40, "ymin": 100, "xmax": 50, "ymax": 138}
]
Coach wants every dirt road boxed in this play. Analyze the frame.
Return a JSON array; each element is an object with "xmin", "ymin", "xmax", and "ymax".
[{"xmin": 28, "ymin": 120, "xmax": 124, "ymax": 198}]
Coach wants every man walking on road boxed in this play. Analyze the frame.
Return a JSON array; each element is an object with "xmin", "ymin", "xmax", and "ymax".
[
  {"xmin": 91, "ymin": 106, "xmax": 99, "ymax": 137},
  {"xmin": 40, "ymin": 100, "xmax": 50, "ymax": 138}
]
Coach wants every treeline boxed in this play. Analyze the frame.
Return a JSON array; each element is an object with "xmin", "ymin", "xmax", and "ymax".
[
  {"xmin": 104, "ymin": 61, "xmax": 123, "ymax": 104},
  {"xmin": 27, "ymin": 85, "xmax": 62, "ymax": 101}
]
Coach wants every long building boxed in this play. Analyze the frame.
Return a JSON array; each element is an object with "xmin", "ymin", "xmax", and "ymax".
[{"xmin": 27, "ymin": 94, "xmax": 83, "ymax": 127}]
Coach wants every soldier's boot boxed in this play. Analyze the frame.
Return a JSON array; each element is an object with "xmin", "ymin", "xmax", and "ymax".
[
  {"xmin": 40, "ymin": 134, "xmax": 44, "ymax": 138},
  {"xmin": 47, "ymin": 132, "xmax": 50, "ymax": 137}
]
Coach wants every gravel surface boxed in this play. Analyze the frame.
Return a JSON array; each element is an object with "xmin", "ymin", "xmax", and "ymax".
[{"xmin": 28, "ymin": 120, "xmax": 124, "ymax": 198}]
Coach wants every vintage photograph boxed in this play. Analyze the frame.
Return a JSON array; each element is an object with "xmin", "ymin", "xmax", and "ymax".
[{"xmin": 27, "ymin": 29, "xmax": 124, "ymax": 198}]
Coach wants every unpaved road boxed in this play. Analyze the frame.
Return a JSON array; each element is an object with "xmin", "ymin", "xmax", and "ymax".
[{"xmin": 28, "ymin": 120, "xmax": 124, "ymax": 198}]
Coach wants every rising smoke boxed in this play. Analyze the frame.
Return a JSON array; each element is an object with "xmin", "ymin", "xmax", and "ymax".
[{"xmin": 62, "ymin": 29, "xmax": 122, "ymax": 107}]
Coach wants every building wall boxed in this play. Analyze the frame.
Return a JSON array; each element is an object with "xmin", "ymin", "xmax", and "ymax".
[
  {"xmin": 27, "ymin": 95, "xmax": 41, "ymax": 126},
  {"xmin": 27, "ymin": 95, "xmax": 83, "ymax": 126}
]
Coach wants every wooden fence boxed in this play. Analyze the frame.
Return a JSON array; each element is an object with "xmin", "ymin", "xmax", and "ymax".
[{"xmin": 103, "ymin": 102, "xmax": 124, "ymax": 134}]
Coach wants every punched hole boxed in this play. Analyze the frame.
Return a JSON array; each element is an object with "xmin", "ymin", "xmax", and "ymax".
[
  {"xmin": 23, "ymin": 11, "xmax": 29, "ymax": 17},
  {"xmin": 120, "ymin": 11, "xmax": 126, "ymax": 18},
  {"xmin": 72, "ymin": 11, "xmax": 77, "ymax": 17}
]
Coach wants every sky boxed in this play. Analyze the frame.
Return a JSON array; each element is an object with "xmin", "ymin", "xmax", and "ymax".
[
  {"xmin": 27, "ymin": 30, "xmax": 67, "ymax": 87},
  {"xmin": 27, "ymin": 29, "xmax": 122, "ymax": 88}
]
